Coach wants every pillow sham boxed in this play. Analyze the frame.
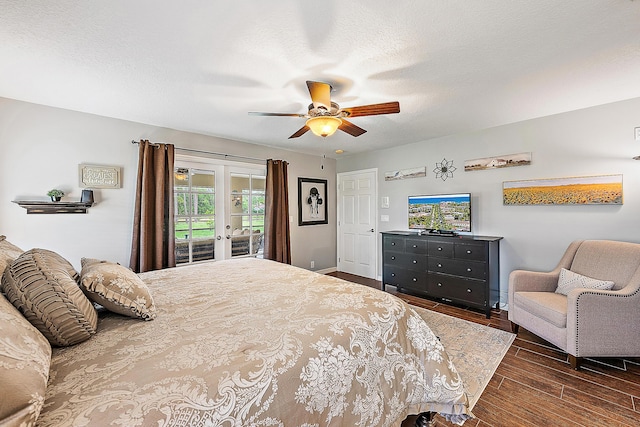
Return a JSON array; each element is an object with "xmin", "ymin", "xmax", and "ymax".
[
  {"xmin": 1, "ymin": 248, "xmax": 98, "ymax": 346},
  {"xmin": 80, "ymin": 258, "xmax": 157, "ymax": 321},
  {"xmin": 0, "ymin": 235, "xmax": 23, "ymax": 275},
  {"xmin": 555, "ymin": 268, "xmax": 615, "ymax": 296},
  {"xmin": 0, "ymin": 293, "xmax": 52, "ymax": 426}
]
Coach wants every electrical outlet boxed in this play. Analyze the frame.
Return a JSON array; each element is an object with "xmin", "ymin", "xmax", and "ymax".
[
  {"xmin": 635, "ymin": 127, "xmax": 640, "ymax": 141},
  {"xmin": 310, "ymin": 260, "xmax": 315, "ymax": 269}
]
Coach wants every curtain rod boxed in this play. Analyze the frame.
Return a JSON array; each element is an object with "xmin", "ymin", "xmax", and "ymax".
[{"xmin": 130, "ymin": 140, "xmax": 267, "ymax": 163}]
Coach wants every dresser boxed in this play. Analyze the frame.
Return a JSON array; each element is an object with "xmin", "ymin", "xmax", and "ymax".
[{"xmin": 382, "ymin": 231, "xmax": 502, "ymax": 318}]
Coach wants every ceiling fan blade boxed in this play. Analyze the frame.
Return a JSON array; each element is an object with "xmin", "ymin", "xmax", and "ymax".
[
  {"xmin": 306, "ymin": 81, "xmax": 332, "ymax": 109},
  {"xmin": 342, "ymin": 101, "xmax": 400, "ymax": 118},
  {"xmin": 288, "ymin": 125, "xmax": 310, "ymax": 139},
  {"xmin": 248, "ymin": 112, "xmax": 307, "ymax": 117},
  {"xmin": 339, "ymin": 119, "xmax": 367, "ymax": 137}
]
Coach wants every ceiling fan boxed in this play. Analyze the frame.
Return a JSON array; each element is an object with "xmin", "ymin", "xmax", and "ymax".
[{"xmin": 249, "ymin": 81, "xmax": 400, "ymax": 139}]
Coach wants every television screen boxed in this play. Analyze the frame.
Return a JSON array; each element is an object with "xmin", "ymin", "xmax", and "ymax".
[{"xmin": 408, "ymin": 193, "xmax": 471, "ymax": 232}]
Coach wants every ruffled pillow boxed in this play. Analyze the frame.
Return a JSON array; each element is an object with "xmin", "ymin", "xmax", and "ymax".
[
  {"xmin": 80, "ymin": 258, "xmax": 157, "ymax": 320},
  {"xmin": 0, "ymin": 235, "xmax": 23, "ymax": 275},
  {"xmin": 1, "ymin": 248, "xmax": 98, "ymax": 346},
  {"xmin": 555, "ymin": 268, "xmax": 615, "ymax": 296}
]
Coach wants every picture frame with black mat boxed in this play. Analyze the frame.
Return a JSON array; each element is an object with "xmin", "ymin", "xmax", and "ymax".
[{"xmin": 298, "ymin": 177, "xmax": 328, "ymax": 226}]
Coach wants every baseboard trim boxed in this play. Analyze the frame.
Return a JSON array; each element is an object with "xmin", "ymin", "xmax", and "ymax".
[{"xmin": 316, "ymin": 267, "xmax": 337, "ymax": 275}]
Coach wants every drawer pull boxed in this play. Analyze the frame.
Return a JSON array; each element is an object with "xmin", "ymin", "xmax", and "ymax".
[
  {"xmin": 467, "ymin": 268, "xmax": 472, "ymax": 272},
  {"xmin": 466, "ymin": 250, "xmax": 472, "ymax": 254},
  {"xmin": 391, "ymin": 242, "xmax": 396, "ymax": 246},
  {"xmin": 437, "ymin": 247, "xmax": 443, "ymax": 251},
  {"xmin": 412, "ymin": 278, "xmax": 417, "ymax": 282},
  {"xmin": 412, "ymin": 260, "xmax": 417, "ymax": 264},
  {"xmin": 412, "ymin": 244, "xmax": 418, "ymax": 248},
  {"xmin": 391, "ymin": 273, "xmax": 395, "ymax": 277},
  {"xmin": 391, "ymin": 256, "xmax": 395, "ymax": 260},
  {"xmin": 437, "ymin": 283, "xmax": 442, "ymax": 287},
  {"xmin": 467, "ymin": 289, "xmax": 472, "ymax": 293},
  {"xmin": 437, "ymin": 263, "xmax": 442, "ymax": 268}
]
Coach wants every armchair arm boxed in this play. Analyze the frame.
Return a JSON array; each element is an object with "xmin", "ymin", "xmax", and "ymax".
[
  {"xmin": 566, "ymin": 276, "xmax": 640, "ymax": 357},
  {"xmin": 509, "ymin": 270, "xmax": 559, "ymax": 293}
]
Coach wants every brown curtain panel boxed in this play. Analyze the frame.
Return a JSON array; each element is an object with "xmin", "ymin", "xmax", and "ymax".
[
  {"xmin": 130, "ymin": 140, "xmax": 176, "ymax": 273},
  {"xmin": 264, "ymin": 159, "xmax": 291, "ymax": 264}
]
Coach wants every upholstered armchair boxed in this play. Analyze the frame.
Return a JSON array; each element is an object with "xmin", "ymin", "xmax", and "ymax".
[{"xmin": 508, "ymin": 240, "xmax": 640, "ymax": 369}]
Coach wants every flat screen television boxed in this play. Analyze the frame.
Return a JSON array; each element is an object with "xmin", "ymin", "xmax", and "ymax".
[{"xmin": 408, "ymin": 193, "xmax": 471, "ymax": 233}]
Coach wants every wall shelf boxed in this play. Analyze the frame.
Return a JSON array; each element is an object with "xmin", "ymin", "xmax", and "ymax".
[{"xmin": 13, "ymin": 200, "xmax": 94, "ymax": 214}]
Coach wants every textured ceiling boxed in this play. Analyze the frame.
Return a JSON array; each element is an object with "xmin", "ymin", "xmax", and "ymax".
[{"xmin": 1, "ymin": 0, "xmax": 640, "ymax": 158}]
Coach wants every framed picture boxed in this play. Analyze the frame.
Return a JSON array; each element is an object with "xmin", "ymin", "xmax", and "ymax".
[
  {"xmin": 79, "ymin": 164, "xmax": 121, "ymax": 188},
  {"xmin": 465, "ymin": 152, "xmax": 532, "ymax": 172},
  {"xmin": 503, "ymin": 174, "xmax": 623, "ymax": 205},
  {"xmin": 298, "ymin": 177, "xmax": 328, "ymax": 226},
  {"xmin": 384, "ymin": 166, "xmax": 427, "ymax": 181}
]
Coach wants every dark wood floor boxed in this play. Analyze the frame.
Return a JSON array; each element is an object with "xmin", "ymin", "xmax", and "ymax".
[{"xmin": 328, "ymin": 271, "xmax": 640, "ymax": 427}]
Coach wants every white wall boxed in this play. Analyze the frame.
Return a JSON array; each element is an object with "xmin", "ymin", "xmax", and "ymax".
[
  {"xmin": 337, "ymin": 97, "xmax": 640, "ymax": 305},
  {"xmin": 0, "ymin": 97, "xmax": 337, "ymax": 272}
]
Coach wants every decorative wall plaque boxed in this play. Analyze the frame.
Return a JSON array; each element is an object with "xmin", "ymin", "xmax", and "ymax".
[{"xmin": 79, "ymin": 164, "xmax": 121, "ymax": 188}]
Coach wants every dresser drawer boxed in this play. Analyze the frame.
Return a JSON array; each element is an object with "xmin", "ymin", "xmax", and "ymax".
[
  {"xmin": 427, "ymin": 257, "xmax": 486, "ymax": 280},
  {"xmin": 428, "ymin": 240, "xmax": 454, "ymax": 257},
  {"xmin": 384, "ymin": 267, "xmax": 427, "ymax": 292},
  {"xmin": 405, "ymin": 238, "xmax": 428, "ymax": 254},
  {"xmin": 384, "ymin": 252, "xmax": 427, "ymax": 270},
  {"xmin": 427, "ymin": 273, "xmax": 486, "ymax": 306},
  {"xmin": 454, "ymin": 242, "xmax": 487, "ymax": 261},
  {"xmin": 383, "ymin": 235, "xmax": 405, "ymax": 252}
]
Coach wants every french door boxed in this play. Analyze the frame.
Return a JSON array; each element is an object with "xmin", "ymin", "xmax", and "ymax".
[{"xmin": 174, "ymin": 158, "xmax": 265, "ymax": 265}]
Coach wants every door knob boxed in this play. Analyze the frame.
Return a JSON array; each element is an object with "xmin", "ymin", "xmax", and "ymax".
[
  {"xmin": 369, "ymin": 228, "xmax": 375, "ymax": 232},
  {"xmin": 216, "ymin": 236, "xmax": 222, "ymax": 240}
]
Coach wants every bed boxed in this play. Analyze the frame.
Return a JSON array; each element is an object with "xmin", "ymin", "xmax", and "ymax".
[{"xmin": 0, "ymin": 239, "xmax": 472, "ymax": 427}]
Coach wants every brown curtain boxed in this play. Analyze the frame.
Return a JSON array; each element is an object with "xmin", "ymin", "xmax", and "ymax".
[
  {"xmin": 130, "ymin": 140, "xmax": 176, "ymax": 273},
  {"xmin": 264, "ymin": 159, "xmax": 291, "ymax": 264}
]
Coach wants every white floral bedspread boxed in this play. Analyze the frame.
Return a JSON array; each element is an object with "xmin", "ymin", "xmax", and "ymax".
[{"xmin": 38, "ymin": 258, "xmax": 471, "ymax": 426}]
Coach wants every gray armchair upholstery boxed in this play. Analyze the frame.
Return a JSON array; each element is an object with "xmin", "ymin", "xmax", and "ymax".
[{"xmin": 508, "ymin": 240, "xmax": 640, "ymax": 369}]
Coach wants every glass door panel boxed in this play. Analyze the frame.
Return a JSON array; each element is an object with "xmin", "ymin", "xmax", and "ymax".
[
  {"xmin": 174, "ymin": 168, "xmax": 217, "ymax": 264},
  {"xmin": 229, "ymin": 172, "xmax": 265, "ymax": 257},
  {"xmin": 175, "ymin": 160, "xmax": 265, "ymax": 264}
]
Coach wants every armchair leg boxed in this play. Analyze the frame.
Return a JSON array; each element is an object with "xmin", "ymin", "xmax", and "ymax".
[
  {"xmin": 510, "ymin": 322, "xmax": 519, "ymax": 334},
  {"xmin": 568, "ymin": 355, "xmax": 582, "ymax": 370}
]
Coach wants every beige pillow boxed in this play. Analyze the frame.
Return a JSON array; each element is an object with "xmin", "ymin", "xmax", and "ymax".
[
  {"xmin": 0, "ymin": 235, "xmax": 23, "ymax": 275},
  {"xmin": 555, "ymin": 268, "xmax": 615, "ymax": 296},
  {"xmin": 0, "ymin": 293, "xmax": 52, "ymax": 426},
  {"xmin": 1, "ymin": 248, "xmax": 98, "ymax": 346},
  {"xmin": 80, "ymin": 258, "xmax": 157, "ymax": 321}
]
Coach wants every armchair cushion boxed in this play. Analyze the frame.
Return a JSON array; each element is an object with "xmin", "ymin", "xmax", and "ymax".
[
  {"xmin": 555, "ymin": 268, "xmax": 614, "ymax": 296},
  {"xmin": 514, "ymin": 291, "xmax": 567, "ymax": 328}
]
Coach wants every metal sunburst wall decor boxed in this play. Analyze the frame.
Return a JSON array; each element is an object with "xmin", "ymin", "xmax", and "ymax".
[{"xmin": 434, "ymin": 158, "xmax": 456, "ymax": 181}]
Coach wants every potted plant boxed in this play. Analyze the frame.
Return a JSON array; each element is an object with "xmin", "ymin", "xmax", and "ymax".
[{"xmin": 47, "ymin": 189, "xmax": 64, "ymax": 202}]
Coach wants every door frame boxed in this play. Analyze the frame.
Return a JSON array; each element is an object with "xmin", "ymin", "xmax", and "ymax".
[
  {"xmin": 336, "ymin": 168, "xmax": 378, "ymax": 279},
  {"xmin": 175, "ymin": 154, "xmax": 266, "ymax": 262}
]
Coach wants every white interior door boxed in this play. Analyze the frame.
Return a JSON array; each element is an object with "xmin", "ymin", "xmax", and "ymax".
[{"xmin": 337, "ymin": 169, "xmax": 377, "ymax": 278}]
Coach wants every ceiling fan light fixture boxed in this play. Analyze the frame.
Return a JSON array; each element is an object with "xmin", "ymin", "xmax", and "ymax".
[{"xmin": 306, "ymin": 116, "xmax": 342, "ymax": 137}]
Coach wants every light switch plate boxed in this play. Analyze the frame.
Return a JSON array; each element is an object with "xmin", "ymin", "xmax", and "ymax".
[
  {"xmin": 381, "ymin": 196, "xmax": 389, "ymax": 209},
  {"xmin": 381, "ymin": 215, "xmax": 389, "ymax": 222},
  {"xmin": 635, "ymin": 127, "xmax": 640, "ymax": 141}
]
